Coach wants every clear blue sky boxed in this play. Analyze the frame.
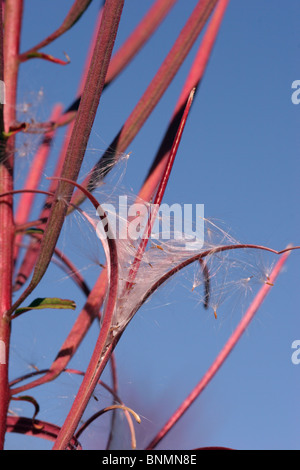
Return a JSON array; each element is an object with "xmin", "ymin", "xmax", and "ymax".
[{"xmin": 5, "ymin": 0, "xmax": 300, "ymax": 450}]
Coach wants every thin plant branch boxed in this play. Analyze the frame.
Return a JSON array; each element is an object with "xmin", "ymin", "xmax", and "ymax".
[{"xmin": 145, "ymin": 248, "xmax": 292, "ymax": 449}]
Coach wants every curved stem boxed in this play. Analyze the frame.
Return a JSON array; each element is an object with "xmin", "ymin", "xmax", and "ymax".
[
  {"xmin": 6, "ymin": 416, "xmax": 81, "ymax": 450},
  {"xmin": 146, "ymin": 249, "xmax": 291, "ymax": 449},
  {"xmin": 19, "ymin": 0, "xmax": 93, "ymax": 61},
  {"xmin": 93, "ymin": 245, "xmax": 299, "ymax": 389},
  {"xmin": 10, "ymin": 270, "xmax": 107, "ymax": 395},
  {"xmin": 42, "ymin": 178, "xmax": 119, "ymax": 450},
  {"xmin": 127, "ymin": 244, "xmax": 298, "ymax": 323},
  {"xmin": 75, "ymin": 405, "xmax": 140, "ymax": 448},
  {"xmin": 0, "ymin": 189, "xmax": 54, "ymax": 199}
]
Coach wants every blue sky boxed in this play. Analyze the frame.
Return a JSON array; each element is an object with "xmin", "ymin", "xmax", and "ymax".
[{"xmin": 5, "ymin": 0, "xmax": 300, "ymax": 450}]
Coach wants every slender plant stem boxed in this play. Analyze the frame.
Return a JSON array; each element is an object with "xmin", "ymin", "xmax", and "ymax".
[
  {"xmin": 139, "ymin": 0, "xmax": 230, "ymax": 202},
  {"xmin": 105, "ymin": 0, "xmax": 177, "ymax": 87},
  {"xmin": 12, "ymin": 7, "xmax": 104, "ymax": 292},
  {"xmin": 51, "ymin": 180, "xmax": 119, "ymax": 450},
  {"xmin": 10, "ymin": 269, "xmax": 107, "ymax": 395},
  {"xmin": 146, "ymin": 249, "xmax": 291, "ymax": 449},
  {"xmin": 70, "ymin": 0, "xmax": 219, "ymax": 207},
  {"xmin": 0, "ymin": 0, "xmax": 23, "ymax": 449},
  {"xmin": 6, "ymin": 0, "xmax": 124, "ymax": 318},
  {"xmin": 6, "ymin": 416, "xmax": 81, "ymax": 450},
  {"xmin": 19, "ymin": 0, "xmax": 93, "ymax": 61},
  {"xmin": 126, "ymin": 88, "xmax": 195, "ymax": 292}
]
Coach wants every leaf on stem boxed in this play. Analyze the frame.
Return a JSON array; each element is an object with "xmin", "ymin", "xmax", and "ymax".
[
  {"xmin": 24, "ymin": 51, "xmax": 70, "ymax": 65},
  {"xmin": 23, "ymin": 228, "xmax": 44, "ymax": 236},
  {"xmin": 12, "ymin": 297, "xmax": 76, "ymax": 319},
  {"xmin": 19, "ymin": 0, "xmax": 93, "ymax": 62},
  {"xmin": 2, "ymin": 121, "xmax": 28, "ymax": 138}
]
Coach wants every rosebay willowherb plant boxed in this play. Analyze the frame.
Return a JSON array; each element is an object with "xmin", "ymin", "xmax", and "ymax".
[{"xmin": 0, "ymin": 0, "xmax": 299, "ymax": 450}]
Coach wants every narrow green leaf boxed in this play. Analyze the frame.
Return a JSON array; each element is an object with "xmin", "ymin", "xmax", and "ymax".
[
  {"xmin": 25, "ymin": 228, "xmax": 44, "ymax": 235},
  {"xmin": 13, "ymin": 297, "xmax": 76, "ymax": 318}
]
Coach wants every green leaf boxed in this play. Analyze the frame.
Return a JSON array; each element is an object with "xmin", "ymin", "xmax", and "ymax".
[
  {"xmin": 12, "ymin": 297, "xmax": 76, "ymax": 319},
  {"xmin": 25, "ymin": 228, "xmax": 44, "ymax": 235}
]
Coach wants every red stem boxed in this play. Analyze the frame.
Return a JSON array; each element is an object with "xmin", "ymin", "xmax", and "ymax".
[
  {"xmin": 105, "ymin": 0, "xmax": 177, "ymax": 86},
  {"xmin": 6, "ymin": 416, "xmax": 81, "ymax": 450},
  {"xmin": 0, "ymin": 0, "xmax": 23, "ymax": 449},
  {"xmin": 12, "ymin": 7, "xmax": 104, "ymax": 292},
  {"xmin": 70, "ymin": 0, "xmax": 219, "ymax": 208},
  {"xmin": 6, "ymin": 0, "xmax": 124, "ymax": 318},
  {"xmin": 105, "ymin": 350, "xmax": 120, "ymax": 450},
  {"xmin": 19, "ymin": 0, "xmax": 93, "ymax": 61},
  {"xmin": 140, "ymin": 0, "xmax": 230, "ymax": 203},
  {"xmin": 146, "ymin": 249, "xmax": 291, "ymax": 449},
  {"xmin": 10, "ymin": 270, "xmax": 107, "ymax": 395},
  {"xmin": 47, "ymin": 179, "xmax": 119, "ymax": 450},
  {"xmin": 9, "ymin": 365, "xmax": 136, "ymax": 450},
  {"xmin": 126, "ymin": 88, "xmax": 195, "ymax": 292},
  {"xmin": 53, "ymin": 248, "xmax": 91, "ymax": 297}
]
